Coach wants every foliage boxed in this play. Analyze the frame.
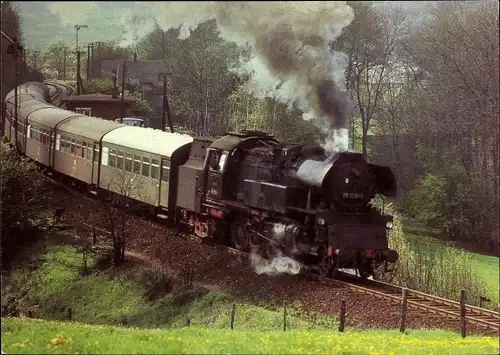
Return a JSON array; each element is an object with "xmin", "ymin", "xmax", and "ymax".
[
  {"xmin": 41, "ymin": 40, "xmax": 73, "ymax": 80},
  {"xmin": 375, "ymin": 206, "xmax": 487, "ymax": 307},
  {"xmin": 0, "ymin": 142, "xmax": 52, "ymax": 268},
  {"xmin": 2, "ymin": 317, "xmax": 499, "ymax": 354},
  {"xmin": 167, "ymin": 20, "xmax": 244, "ymax": 136},
  {"xmin": 1, "ymin": 1, "xmax": 21, "ymax": 96},
  {"xmin": 84, "ymin": 77, "xmax": 153, "ymax": 117},
  {"xmin": 84, "ymin": 77, "xmax": 114, "ymax": 94}
]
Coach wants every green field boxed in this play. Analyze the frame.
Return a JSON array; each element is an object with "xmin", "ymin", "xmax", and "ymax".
[
  {"xmin": 401, "ymin": 217, "xmax": 499, "ymax": 308},
  {"xmin": 2, "ymin": 317, "xmax": 499, "ymax": 355}
]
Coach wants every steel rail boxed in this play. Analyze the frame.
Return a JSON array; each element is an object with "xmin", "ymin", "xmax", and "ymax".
[{"xmin": 9, "ymin": 82, "xmax": 498, "ymax": 333}]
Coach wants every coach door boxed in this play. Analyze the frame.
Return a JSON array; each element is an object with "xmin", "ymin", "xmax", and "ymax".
[
  {"xmin": 206, "ymin": 149, "xmax": 228, "ymax": 200},
  {"xmin": 159, "ymin": 157, "xmax": 171, "ymax": 210}
]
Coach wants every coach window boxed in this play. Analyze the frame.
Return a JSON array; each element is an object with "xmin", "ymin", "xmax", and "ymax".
[
  {"xmin": 87, "ymin": 144, "xmax": 93, "ymax": 160},
  {"xmin": 133, "ymin": 155, "xmax": 141, "ymax": 174},
  {"xmin": 76, "ymin": 141, "xmax": 82, "ymax": 158},
  {"xmin": 116, "ymin": 150, "xmax": 124, "ymax": 170},
  {"xmin": 69, "ymin": 139, "xmax": 75, "ymax": 155},
  {"xmin": 109, "ymin": 149, "xmax": 116, "ymax": 167},
  {"xmin": 82, "ymin": 142, "xmax": 87, "ymax": 159},
  {"xmin": 142, "ymin": 157, "xmax": 150, "ymax": 177},
  {"xmin": 125, "ymin": 153, "xmax": 132, "ymax": 172},
  {"xmin": 151, "ymin": 158, "xmax": 159, "ymax": 179},
  {"xmin": 161, "ymin": 160, "xmax": 170, "ymax": 182}
]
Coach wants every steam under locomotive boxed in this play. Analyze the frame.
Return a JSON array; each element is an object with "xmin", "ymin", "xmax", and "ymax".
[{"xmin": 3, "ymin": 82, "xmax": 399, "ymax": 279}]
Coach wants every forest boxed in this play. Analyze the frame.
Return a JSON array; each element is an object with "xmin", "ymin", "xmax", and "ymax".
[{"xmin": 2, "ymin": 1, "xmax": 499, "ymax": 254}]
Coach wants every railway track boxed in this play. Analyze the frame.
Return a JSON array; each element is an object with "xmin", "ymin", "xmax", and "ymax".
[
  {"xmin": 19, "ymin": 96, "xmax": 496, "ymax": 335},
  {"xmin": 44, "ymin": 81, "xmax": 73, "ymax": 106},
  {"xmin": 66, "ymin": 191, "xmax": 499, "ymax": 334}
]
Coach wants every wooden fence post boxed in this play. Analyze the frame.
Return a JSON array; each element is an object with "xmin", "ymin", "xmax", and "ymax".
[
  {"xmin": 400, "ymin": 288, "xmax": 408, "ymax": 333},
  {"xmin": 283, "ymin": 300, "xmax": 287, "ymax": 332},
  {"xmin": 230, "ymin": 304, "xmax": 236, "ymax": 330},
  {"xmin": 67, "ymin": 307, "xmax": 72, "ymax": 321},
  {"xmin": 186, "ymin": 317, "xmax": 191, "ymax": 327},
  {"xmin": 460, "ymin": 289, "xmax": 466, "ymax": 338},
  {"xmin": 338, "ymin": 300, "xmax": 346, "ymax": 332},
  {"xmin": 91, "ymin": 226, "xmax": 96, "ymax": 245}
]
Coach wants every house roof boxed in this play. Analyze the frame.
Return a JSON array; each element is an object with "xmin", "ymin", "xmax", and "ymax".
[
  {"xmin": 61, "ymin": 93, "xmax": 135, "ymax": 103},
  {"xmin": 100, "ymin": 60, "xmax": 165, "ymax": 86}
]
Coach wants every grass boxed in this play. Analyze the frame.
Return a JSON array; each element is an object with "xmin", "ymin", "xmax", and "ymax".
[
  {"xmin": 401, "ymin": 217, "xmax": 499, "ymax": 308},
  {"xmin": 1, "ymin": 244, "xmax": 337, "ymax": 330},
  {"xmin": 2, "ymin": 317, "xmax": 499, "ymax": 354}
]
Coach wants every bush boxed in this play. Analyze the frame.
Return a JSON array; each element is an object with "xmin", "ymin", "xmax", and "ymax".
[
  {"xmin": 0, "ymin": 141, "xmax": 52, "ymax": 268},
  {"xmin": 376, "ymin": 204, "xmax": 486, "ymax": 306}
]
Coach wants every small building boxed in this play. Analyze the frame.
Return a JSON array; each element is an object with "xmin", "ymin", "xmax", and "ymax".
[
  {"xmin": 60, "ymin": 93, "xmax": 135, "ymax": 121},
  {"xmin": 99, "ymin": 59, "xmax": 165, "ymax": 117}
]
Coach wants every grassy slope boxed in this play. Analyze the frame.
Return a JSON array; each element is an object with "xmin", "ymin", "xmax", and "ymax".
[
  {"xmin": 2, "ymin": 244, "xmax": 338, "ymax": 330},
  {"xmin": 2, "ymin": 317, "xmax": 499, "ymax": 355},
  {"xmin": 402, "ymin": 217, "xmax": 499, "ymax": 307}
]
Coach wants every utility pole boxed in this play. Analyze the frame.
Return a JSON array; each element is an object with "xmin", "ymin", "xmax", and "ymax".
[
  {"xmin": 90, "ymin": 42, "xmax": 94, "ymax": 78},
  {"xmin": 74, "ymin": 24, "xmax": 88, "ymax": 87},
  {"xmin": 120, "ymin": 61, "xmax": 127, "ymax": 123},
  {"xmin": 22, "ymin": 47, "xmax": 27, "ymax": 83},
  {"xmin": 63, "ymin": 46, "xmax": 67, "ymax": 81},
  {"xmin": 75, "ymin": 50, "xmax": 82, "ymax": 95},
  {"xmin": 32, "ymin": 50, "xmax": 40, "ymax": 70},
  {"xmin": 86, "ymin": 44, "xmax": 90, "ymax": 81},
  {"xmin": 158, "ymin": 72, "xmax": 174, "ymax": 133},
  {"xmin": 7, "ymin": 38, "xmax": 23, "ymax": 149}
]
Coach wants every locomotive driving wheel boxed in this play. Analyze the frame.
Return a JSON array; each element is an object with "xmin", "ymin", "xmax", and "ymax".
[
  {"xmin": 318, "ymin": 249, "xmax": 333, "ymax": 278},
  {"xmin": 231, "ymin": 223, "xmax": 249, "ymax": 251}
]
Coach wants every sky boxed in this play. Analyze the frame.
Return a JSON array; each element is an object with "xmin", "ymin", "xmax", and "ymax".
[{"xmin": 16, "ymin": 1, "xmax": 436, "ymax": 50}]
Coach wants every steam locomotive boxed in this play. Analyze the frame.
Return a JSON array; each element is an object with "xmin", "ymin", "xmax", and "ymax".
[{"xmin": 3, "ymin": 82, "xmax": 398, "ymax": 279}]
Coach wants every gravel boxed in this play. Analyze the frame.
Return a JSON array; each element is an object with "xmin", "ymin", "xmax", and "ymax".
[{"xmin": 48, "ymin": 181, "xmax": 496, "ymax": 336}]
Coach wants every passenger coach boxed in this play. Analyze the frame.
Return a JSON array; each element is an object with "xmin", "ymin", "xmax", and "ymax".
[{"xmin": 99, "ymin": 126, "xmax": 193, "ymax": 220}]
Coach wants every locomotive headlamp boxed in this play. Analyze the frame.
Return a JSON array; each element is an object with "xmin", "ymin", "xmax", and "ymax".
[
  {"xmin": 386, "ymin": 221, "xmax": 394, "ymax": 230},
  {"xmin": 317, "ymin": 218, "xmax": 326, "ymax": 226}
]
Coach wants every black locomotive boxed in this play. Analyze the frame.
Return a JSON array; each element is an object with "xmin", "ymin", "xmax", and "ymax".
[
  {"xmin": 4, "ymin": 82, "xmax": 398, "ymax": 279},
  {"xmin": 177, "ymin": 130, "xmax": 398, "ymax": 278}
]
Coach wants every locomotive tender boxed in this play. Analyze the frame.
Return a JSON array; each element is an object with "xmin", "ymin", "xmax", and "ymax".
[{"xmin": 3, "ymin": 82, "xmax": 398, "ymax": 278}]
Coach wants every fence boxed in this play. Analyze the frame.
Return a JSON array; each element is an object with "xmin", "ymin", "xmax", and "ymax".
[{"xmin": 9, "ymin": 222, "xmax": 475, "ymax": 337}]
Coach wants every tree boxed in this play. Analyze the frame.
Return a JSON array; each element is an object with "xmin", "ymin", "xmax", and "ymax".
[
  {"xmin": 375, "ymin": 1, "xmax": 500, "ymax": 251},
  {"xmin": 0, "ymin": 143, "xmax": 53, "ymax": 268},
  {"xmin": 1, "ymin": 1, "xmax": 22, "ymax": 97},
  {"xmin": 334, "ymin": 2, "xmax": 408, "ymax": 159},
  {"xmin": 41, "ymin": 40, "xmax": 73, "ymax": 80},
  {"xmin": 136, "ymin": 24, "xmax": 181, "ymax": 61},
  {"xmin": 98, "ymin": 169, "xmax": 154, "ymax": 266},
  {"xmin": 168, "ymin": 20, "xmax": 244, "ymax": 136}
]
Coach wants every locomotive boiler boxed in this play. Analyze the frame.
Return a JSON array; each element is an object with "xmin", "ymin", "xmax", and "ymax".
[
  {"xmin": 3, "ymin": 81, "xmax": 398, "ymax": 279},
  {"xmin": 177, "ymin": 130, "xmax": 399, "ymax": 279}
]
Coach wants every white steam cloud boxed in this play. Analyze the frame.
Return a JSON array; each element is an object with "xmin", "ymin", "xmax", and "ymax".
[
  {"xmin": 140, "ymin": 1, "xmax": 355, "ymax": 152},
  {"xmin": 250, "ymin": 251, "xmax": 303, "ymax": 276}
]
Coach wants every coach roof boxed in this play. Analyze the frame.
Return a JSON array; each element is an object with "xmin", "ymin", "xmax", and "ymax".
[
  {"xmin": 57, "ymin": 115, "xmax": 126, "ymax": 141},
  {"xmin": 102, "ymin": 126, "xmax": 193, "ymax": 157}
]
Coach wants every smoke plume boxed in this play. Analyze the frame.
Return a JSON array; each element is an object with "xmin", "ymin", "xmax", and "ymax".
[
  {"xmin": 141, "ymin": 1, "xmax": 355, "ymax": 152},
  {"xmin": 250, "ymin": 251, "xmax": 303, "ymax": 276}
]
